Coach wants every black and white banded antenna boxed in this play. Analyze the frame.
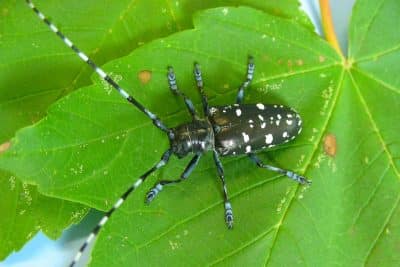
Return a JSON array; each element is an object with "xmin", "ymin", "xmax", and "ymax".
[
  {"xmin": 25, "ymin": 0, "xmax": 169, "ymax": 134},
  {"xmin": 25, "ymin": 1, "xmax": 171, "ymax": 266}
]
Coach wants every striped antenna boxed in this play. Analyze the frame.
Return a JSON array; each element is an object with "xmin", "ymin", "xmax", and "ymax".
[
  {"xmin": 25, "ymin": 0, "xmax": 169, "ymax": 133},
  {"xmin": 68, "ymin": 149, "xmax": 172, "ymax": 267},
  {"xmin": 25, "ymin": 1, "xmax": 174, "ymax": 266}
]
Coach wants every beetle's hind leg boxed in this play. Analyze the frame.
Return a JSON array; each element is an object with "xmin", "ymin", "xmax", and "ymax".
[
  {"xmin": 167, "ymin": 66, "xmax": 198, "ymax": 119},
  {"xmin": 213, "ymin": 150, "xmax": 234, "ymax": 229},
  {"xmin": 248, "ymin": 153, "xmax": 311, "ymax": 185},
  {"xmin": 236, "ymin": 56, "xmax": 255, "ymax": 104},
  {"xmin": 145, "ymin": 154, "xmax": 202, "ymax": 203}
]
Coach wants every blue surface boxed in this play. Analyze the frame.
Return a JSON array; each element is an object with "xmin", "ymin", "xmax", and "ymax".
[
  {"xmin": 1, "ymin": 210, "xmax": 102, "ymax": 267},
  {"xmin": 1, "ymin": 1, "xmax": 355, "ymax": 266}
]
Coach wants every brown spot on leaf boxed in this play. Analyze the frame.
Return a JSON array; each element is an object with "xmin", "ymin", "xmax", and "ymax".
[
  {"xmin": 319, "ymin": 55, "xmax": 326, "ymax": 63},
  {"xmin": 323, "ymin": 133, "xmax": 337, "ymax": 157},
  {"xmin": 138, "ymin": 70, "xmax": 152, "ymax": 85},
  {"xmin": 296, "ymin": 59, "xmax": 304, "ymax": 66},
  {"xmin": 0, "ymin": 141, "xmax": 11, "ymax": 154}
]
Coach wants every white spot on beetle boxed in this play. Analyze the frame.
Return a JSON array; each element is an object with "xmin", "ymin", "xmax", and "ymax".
[
  {"xmin": 273, "ymin": 105, "xmax": 278, "ymax": 108},
  {"xmin": 209, "ymin": 107, "xmax": 218, "ymax": 114},
  {"xmin": 245, "ymin": 145, "xmax": 251, "ymax": 153},
  {"xmin": 283, "ymin": 131, "xmax": 288, "ymax": 138},
  {"xmin": 286, "ymin": 120, "xmax": 293, "ymax": 125},
  {"xmin": 287, "ymin": 114, "xmax": 293, "ymax": 118},
  {"xmin": 261, "ymin": 122, "xmax": 266, "ymax": 128},
  {"xmin": 298, "ymin": 127, "xmax": 302, "ymax": 134},
  {"xmin": 298, "ymin": 119, "xmax": 302, "ymax": 126},
  {"xmin": 248, "ymin": 119, "xmax": 254, "ymax": 123},
  {"xmin": 236, "ymin": 109, "xmax": 242, "ymax": 116},
  {"xmin": 242, "ymin": 132, "xmax": 250, "ymax": 143},
  {"xmin": 258, "ymin": 114, "xmax": 264, "ymax": 121},
  {"xmin": 265, "ymin": 134, "xmax": 273, "ymax": 144},
  {"xmin": 276, "ymin": 120, "xmax": 280, "ymax": 126},
  {"xmin": 201, "ymin": 142, "xmax": 206, "ymax": 149},
  {"xmin": 256, "ymin": 103, "xmax": 265, "ymax": 110},
  {"xmin": 277, "ymin": 114, "xmax": 282, "ymax": 119}
]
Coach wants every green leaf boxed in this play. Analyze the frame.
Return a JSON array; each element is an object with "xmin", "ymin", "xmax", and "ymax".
[
  {"xmin": 1, "ymin": 1, "xmax": 399, "ymax": 267},
  {"xmin": 1, "ymin": 5, "xmax": 340, "ymax": 265},
  {"xmin": 0, "ymin": 0, "xmax": 310, "ymax": 261},
  {"xmin": 0, "ymin": 5, "xmax": 339, "ymax": 206},
  {"xmin": 0, "ymin": 169, "xmax": 88, "ymax": 260},
  {"xmin": 0, "ymin": 0, "xmax": 311, "ymax": 141}
]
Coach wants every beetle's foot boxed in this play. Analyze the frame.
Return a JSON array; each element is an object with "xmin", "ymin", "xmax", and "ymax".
[
  {"xmin": 286, "ymin": 171, "xmax": 311, "ymax": 185},
  {"xmin": 145, "ymin": 183, "xmax": 163, "ymax": 204},
  {"xmin": 225, "ymin": 202, "xmax": 234, "ymax": 229}
]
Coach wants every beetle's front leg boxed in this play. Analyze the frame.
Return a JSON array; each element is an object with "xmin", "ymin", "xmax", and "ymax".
[
  {"xmin": 236, "ymin": 56, "xmax": 255, "ymax": 104},
  {"xmin": 145, "ymin": 154, "xmax": 202, "ymax": 203},
  {"xmin": 167, "ymin": 66, "xmax": 199, "ymax": 120}
]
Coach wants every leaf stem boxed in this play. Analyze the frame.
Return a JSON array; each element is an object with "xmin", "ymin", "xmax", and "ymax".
[{"xmin": 319, "ymin": 0, "xmax": 343, "ymax": 58}]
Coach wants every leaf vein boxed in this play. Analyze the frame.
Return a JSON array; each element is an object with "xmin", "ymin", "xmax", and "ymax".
[
  {"xmin": 263, "ymin": 68, "xmax": 346, "ymax": 266},
  {"xmin": 349, "ymin": 71, "xmax": 400, "ymax": 180},
  {"xmin": 352, "ymin": 67, "xmax": 400, "ymax": 95},
  {"xmin": 350, "ymin": 0, "xmax": 386, "ymax": 57}
]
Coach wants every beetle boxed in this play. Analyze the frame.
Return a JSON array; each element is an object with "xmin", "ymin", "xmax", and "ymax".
[{"xmin": 26, "ymin": 1, "xmax": 311, "ymax": 266}]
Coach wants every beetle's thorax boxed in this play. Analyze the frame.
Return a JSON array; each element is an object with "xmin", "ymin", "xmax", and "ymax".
[{"xmin": 169, "ymin": 119, "xmax": 215, "ymax": 158}]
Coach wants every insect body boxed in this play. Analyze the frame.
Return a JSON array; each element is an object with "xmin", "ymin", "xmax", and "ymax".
[
  {"xmin": 26, "ymin": 1, "xmax": 311, "ymax": 266},
  {"xmin": 211, "ymin": 104, "xmax": 302, "ymax": 156}
]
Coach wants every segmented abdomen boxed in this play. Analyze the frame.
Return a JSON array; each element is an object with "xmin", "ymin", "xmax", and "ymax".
[{"xmin": 210, "ymin": 104, "xmax": 302, "ymax": 156}]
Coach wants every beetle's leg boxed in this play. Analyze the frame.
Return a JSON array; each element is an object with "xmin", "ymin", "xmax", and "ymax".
[
  {"xmin": 69, "ymin": 149, "xmax": 172, "ymax": 267},
  {"xmin": 213, "ymin": 150, "xmax": 234, "ymax": 229},
  {"xmin": 236, "ymin": 56, "xmax": 255, "ymax": 104},
  {"xmin": 248, "ymin": 153, "xmax": 311, "ymax": 185},
  {"xmin": 145, "ymin": 154, "xmax": 202, "ymax": 203},
  {"xmin": 193, "ymin": 62, "xmax": 210, "ymax": 117},
  {"xmin": 167, "ymin": 66, "xmax": 198, "ymax": 119}
]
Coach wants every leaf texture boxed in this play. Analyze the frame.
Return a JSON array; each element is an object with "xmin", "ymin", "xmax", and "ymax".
[{"xmin": 1, "ymin": 0, "xmax": 399, "ymax": 266}]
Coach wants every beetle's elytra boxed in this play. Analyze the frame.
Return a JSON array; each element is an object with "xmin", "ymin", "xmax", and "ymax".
[
  {"xmin": 210, "ymin": 104, "xmax": 302, "ymax": 156},
  {"xmin": 26, "ymin": 1, "xmax": 311, "ymax": 266}
]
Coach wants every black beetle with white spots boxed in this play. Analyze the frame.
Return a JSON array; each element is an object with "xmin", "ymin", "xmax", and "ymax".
[{"xmin": 26, "ymin": 1, "xmax": 311, "ymax": 266}]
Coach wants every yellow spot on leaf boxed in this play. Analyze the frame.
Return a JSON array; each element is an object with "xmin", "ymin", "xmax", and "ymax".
[
  {"xmin": 0, "ymin": 141, "xmax": 10, "ymax": 154},
  {"xmin": 323, "ymin": 133, "xmax": 337, "ymax": 157},
  {"xmin": 138, "ymin": 70, "xmax": 152, "ymax": 85}
]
